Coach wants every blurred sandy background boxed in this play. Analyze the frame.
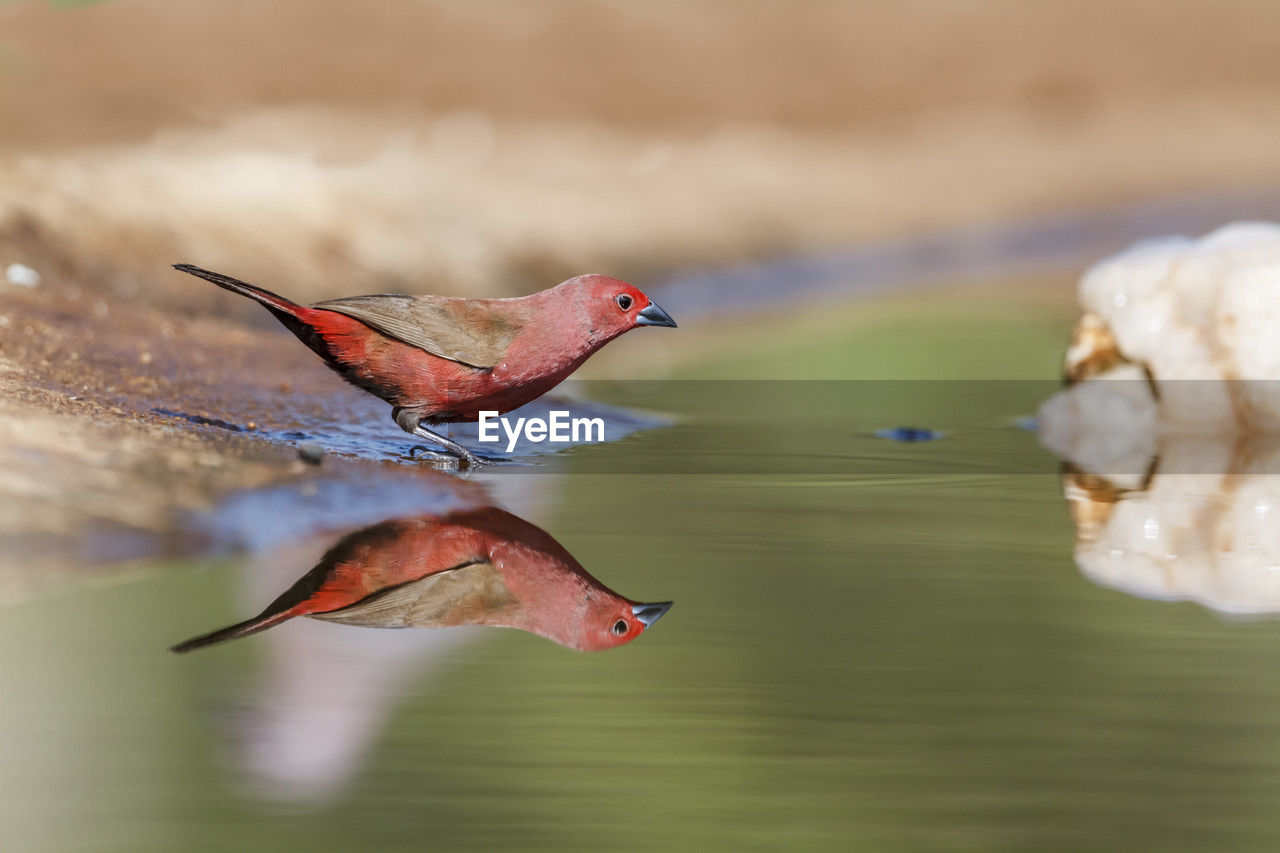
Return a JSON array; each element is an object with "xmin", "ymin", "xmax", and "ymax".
[{"xmin": 4, "ymin": 0, "xmax": 1280, "ymax": 308}]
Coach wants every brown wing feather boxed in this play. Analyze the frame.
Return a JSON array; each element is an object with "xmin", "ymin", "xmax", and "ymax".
[
  {"xmin": 313, "ymin": 294, "xmax": 523, "ymax": 369},
  {"xmin": 309, "ymin": 560, "xmax": 516, "ymax": 628}
]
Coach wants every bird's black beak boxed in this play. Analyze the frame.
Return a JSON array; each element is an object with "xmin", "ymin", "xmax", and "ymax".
[
  {"xmin": 636, "ymin": 302, "xmax": 677, "ymax": 328},
  {"xmin": 631, "ymin": 601, "xmax": 673, "ymax": 627}
]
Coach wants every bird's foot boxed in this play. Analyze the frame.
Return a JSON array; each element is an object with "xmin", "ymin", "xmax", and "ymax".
[
  {"xmin": 407, "ymin": 445, "xmax": 487, "ymax": 470},
  {"xmin": 407, "ymin": 424, "xmax": 491, "ymax": 470},
  {"xmin": 407, "ymin": 445, "xmax": 452, "ymax": 464}
]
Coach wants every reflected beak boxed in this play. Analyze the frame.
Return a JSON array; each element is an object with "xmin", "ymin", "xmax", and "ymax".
[
  {"xmin": 636, "ymin": 301, "xmax": 677, "ymax": 328},
  {"xmin": 631, "ymin": 601, "xmax": 673, "ymax": 627}
]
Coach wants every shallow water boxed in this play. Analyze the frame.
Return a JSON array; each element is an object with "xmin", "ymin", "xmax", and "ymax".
[{"xmin": 10, "ymin": 357, "xmax": 1280, "ymax": 851}]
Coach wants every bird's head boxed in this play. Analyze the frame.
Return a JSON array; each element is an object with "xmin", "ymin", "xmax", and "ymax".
[
  {"xmin": 573, "ymin": 598, "xmax": 674, "ymax": 651},
  {"xmin": 560, "ymin": 274, "xmax": 678, "ymax": 341}
]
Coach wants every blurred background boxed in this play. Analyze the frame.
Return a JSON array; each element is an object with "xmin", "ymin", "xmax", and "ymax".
[
  {"xmin": 6, "ymin": 1, "xmax": 1280, "ymax": 851},
  {"xmin": 7, "ymin": 0, "xmax": 1280, "ymax": 300}
]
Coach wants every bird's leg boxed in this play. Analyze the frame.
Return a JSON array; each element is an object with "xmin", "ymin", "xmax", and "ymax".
[
  {"xmin": 411, "ymin": 424, "xmax": 483, "ymax": 468},
  {"xmin": 393, "ymin": 407, "xmax": 482, "ymax": 468}
]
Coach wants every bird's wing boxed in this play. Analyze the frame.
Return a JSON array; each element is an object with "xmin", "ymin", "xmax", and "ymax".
[
  {"xmin": 313, "ymin": 294, "xmax": 522, "ymax": 369},
  {"xmin": 310, "ymin": 560, "xmax": 517, "ymax": 628}
]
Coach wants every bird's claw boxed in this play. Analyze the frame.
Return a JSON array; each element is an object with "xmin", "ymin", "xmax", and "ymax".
[{"xmin": 407, "ymin": 445, "xmax": 487, "ymax": 470}]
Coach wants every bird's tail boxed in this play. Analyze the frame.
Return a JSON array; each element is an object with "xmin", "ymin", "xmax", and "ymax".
[
  {"xmin": 172, "ymin": 262, "xmax": 381, "ymax": 395},
  {"xmin": 169, "ymin": 610, "xmax": 295, "ymax": 654},
  {"xmin": 173, "ymin": 263, "xmax": 304, "ymax": 317}
]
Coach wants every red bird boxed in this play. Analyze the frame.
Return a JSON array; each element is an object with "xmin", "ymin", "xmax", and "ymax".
[
  {"xmin": 174, "ymin": 264, "xmax": 676, "ymax": 465},
  {"xmin": 170, "ymin": 507, "xmax": 672, "ymax": 653}
]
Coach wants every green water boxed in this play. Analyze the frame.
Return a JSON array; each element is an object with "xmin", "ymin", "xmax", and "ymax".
[{"xmin": 6, "ymin": 290, "xmax": 1280, "ymax": 851}]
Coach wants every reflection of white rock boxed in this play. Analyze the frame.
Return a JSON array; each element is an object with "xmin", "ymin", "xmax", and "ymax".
[
  {"xmin": 1066, "ymin": 436, "xmax": 1280, "ymax": 616},
  {"xmin": 1037, "ymin": 364, "xmax": 1157, "ymax": 490},
  {"xmin": 1056, "ymin": 222, "xmax": 1280, "ymax": 431}
]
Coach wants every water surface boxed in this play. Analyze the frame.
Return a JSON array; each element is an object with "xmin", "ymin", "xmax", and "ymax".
[{"xmin": 5, "ymin": 295, "xmax": 1280, "ymax": 852}]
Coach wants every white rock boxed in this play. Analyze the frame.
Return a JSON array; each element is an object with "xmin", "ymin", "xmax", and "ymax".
[
  {"xmin": 1048, "ymin": 222, "xmax": 1280, "ymax": 434},
  {"xmin": 1045, "ymin": 224, "xmax": 1280, "ymax": 614}
]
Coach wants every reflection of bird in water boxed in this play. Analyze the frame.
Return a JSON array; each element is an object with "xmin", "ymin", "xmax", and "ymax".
[{"xmin": 172, "ymin": 507, "xmax": 671, "ymax": 652}]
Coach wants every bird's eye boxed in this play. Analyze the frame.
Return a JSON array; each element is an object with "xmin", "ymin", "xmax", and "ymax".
[
  {"xmin": 615, "ymin": 294, "xmax": 633, "ymax": 311},
  {"xmin": 611, "ymin": 619, "xmax": 629, "ymax": 636}
]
